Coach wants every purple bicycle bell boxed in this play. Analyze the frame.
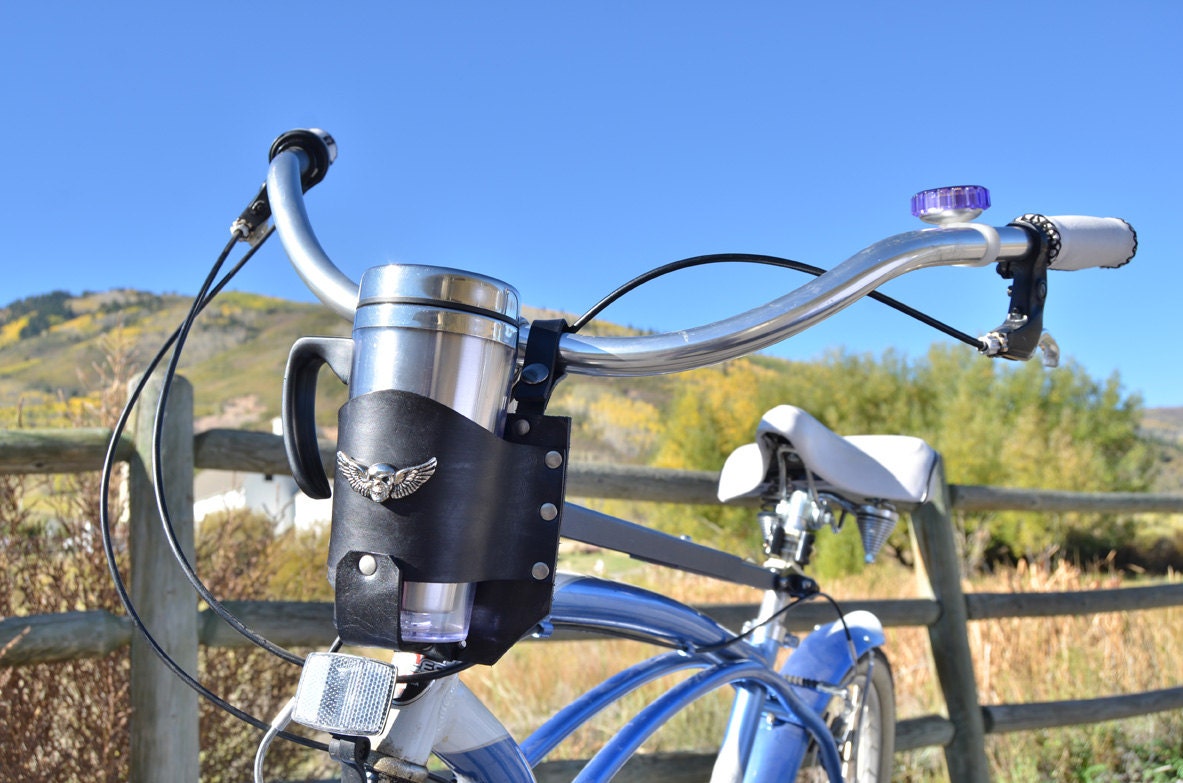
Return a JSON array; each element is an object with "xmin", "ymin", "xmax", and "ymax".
[{"xmin": 911, "ymin": 185, "xmax": 991, "ymax": 225}]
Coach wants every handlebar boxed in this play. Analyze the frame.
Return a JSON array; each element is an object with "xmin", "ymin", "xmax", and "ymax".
[
  {"xmin": 529, "ymin": 225, "xmax": 1029, "ymax": 376},
  {"xmin": 261, "ymin": 130, "xmax": 1138, "ymax": 665},
  {"xmin": 268, "ymin": 150, "xmax": 359, "ymax": 321},
  {"xmin": 265, "ymin": 136, "xmax": 1136, "ymax": 377}
]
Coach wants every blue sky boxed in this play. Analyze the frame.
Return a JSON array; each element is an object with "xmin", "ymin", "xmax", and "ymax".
[{"xmin": 2, "ymin": 2, "xmax": 1180, "ymax": 406}]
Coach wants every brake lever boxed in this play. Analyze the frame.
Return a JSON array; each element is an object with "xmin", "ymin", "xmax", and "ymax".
[
  {"xmin": 231, "ymin": 129, "xmax": 339, "ymax": 245},
  {"xmin": 979, "ymin": 218, "xmax": 1051, "ymax": 362}
]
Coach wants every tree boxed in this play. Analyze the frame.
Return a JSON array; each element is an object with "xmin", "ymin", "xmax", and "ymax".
[{"xmin": 650, "ymin": 345, "xmax": 1157, "ymax": 571}]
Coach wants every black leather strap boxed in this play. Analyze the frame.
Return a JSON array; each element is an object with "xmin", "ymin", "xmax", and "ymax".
[
  {"xmin": 512, "ymin": 318, "xmax": 568, "ymax": 416},
  {"xmin": 329, "ymin": 389, "xmax": 570, "ymax": 664}
]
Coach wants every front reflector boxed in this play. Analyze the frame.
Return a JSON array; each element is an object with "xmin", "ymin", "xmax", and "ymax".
[{"xmin": 292, "ymin": 652, "xmax": 397, "ymax": 736}]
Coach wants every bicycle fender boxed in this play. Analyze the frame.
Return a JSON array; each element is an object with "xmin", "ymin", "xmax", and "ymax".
[
  {"xmin": 741, "ymin": 611, "xmax": 885, "ymax": 783},
  {"xmin": 783, "ymin": 609, "xmax": 885, "ymax": 714}
]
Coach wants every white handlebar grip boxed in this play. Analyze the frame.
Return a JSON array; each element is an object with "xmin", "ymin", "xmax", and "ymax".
[{"xmin": 1020, "ymin": 214, "xmax": 1137, "ymax": 271}]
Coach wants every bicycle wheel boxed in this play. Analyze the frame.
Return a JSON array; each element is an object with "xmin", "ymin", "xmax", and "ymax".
[{"xmin": 797, "ymin": 650, "xmax": 895, "ymax": 782}]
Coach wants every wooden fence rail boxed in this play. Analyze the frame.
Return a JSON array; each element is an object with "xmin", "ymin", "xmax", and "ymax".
[{"xmin": 3, "ymin": 401, "xmax": 1183, "ymax": 781}]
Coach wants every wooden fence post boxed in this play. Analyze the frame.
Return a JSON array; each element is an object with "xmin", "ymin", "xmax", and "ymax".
[
  {"xmin": 909, "ymin": 457, "xmax": 990, "ymax": 782},
  {"xmin": 129, "ymin": 374, "xmax": 199, "ymax": 783}
]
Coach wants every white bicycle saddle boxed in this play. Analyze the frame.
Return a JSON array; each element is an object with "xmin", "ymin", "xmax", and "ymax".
[{"xmin": 717, "ymin": 405, "xmax": 939, "ymax": 506}]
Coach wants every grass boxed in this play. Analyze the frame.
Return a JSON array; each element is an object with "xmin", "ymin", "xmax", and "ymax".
[
  {"xmin": 966, "ymin": 563, "xmax": 1183, "ymax": 783},
  {"xmin": 6, "ymin": 486, "xmax": 1180, "ymax": 779}
]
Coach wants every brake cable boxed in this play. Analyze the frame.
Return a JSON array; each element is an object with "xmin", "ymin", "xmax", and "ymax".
[
  {"xmin": 148, "ymin": 228, "xmax": 306, "ymax": 666},
  {"xmin": 570, "ymin": 252, "xmax": 986, "ymax": 350},
  {"xmin": 98, "ymin": 228, "xmax": 330, "ymax": 751}
]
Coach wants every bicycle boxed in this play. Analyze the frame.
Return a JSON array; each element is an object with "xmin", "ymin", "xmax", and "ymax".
[{"xmin": 99, "ymin": 129, "xmax": 1137, "ymax": 783}]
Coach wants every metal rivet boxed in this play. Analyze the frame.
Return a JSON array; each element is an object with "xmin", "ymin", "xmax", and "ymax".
[
  {"xmin": 540, "ymin": 503, "xmax": 558, "ymax": 521},
  {"xmin": 521, "ymin": 363, "xmax": 550, "ymax": 385},
  {"xmin": 513, "ymin": 419, "xmax": 531, "ymax": 437},
  {"xmin": 545, "ymin": 451, "xmax": 563, "ymax": 469},
  {"xmin": 531, "ymin": 562, "xmax": 551, "ymax": 580},
  {"xmin": 358, "ymin": 555, "xmax": 377, "ymax": 576}
]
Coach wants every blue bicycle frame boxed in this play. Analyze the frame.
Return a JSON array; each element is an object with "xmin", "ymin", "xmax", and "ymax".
[{"xmin": 425, "ymin": 573, "xmax": 884, "ymax": 783}]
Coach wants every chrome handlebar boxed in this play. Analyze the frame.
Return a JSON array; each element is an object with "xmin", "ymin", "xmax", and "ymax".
[
  {"xmin": 268, "ymin": 150, "xmax": 359, "ymax": 321},
  {"xmin": 266, "ymin": 148, "xmax": 1035, "ymax": 377}
]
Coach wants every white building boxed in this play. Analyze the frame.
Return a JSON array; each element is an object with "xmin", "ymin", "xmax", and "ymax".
[{"xmin": 193, "ymin": 420, "xmax": 332, "ymax": 532}]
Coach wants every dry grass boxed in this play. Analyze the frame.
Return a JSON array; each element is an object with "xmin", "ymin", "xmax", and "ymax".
[
  {"xmin": 966, "ymin": 563, "xmax": 1183, "ymax": 783},
  {"xmin": 3, "ymin": 517, "xmax": 1180, "ymax": 780}
]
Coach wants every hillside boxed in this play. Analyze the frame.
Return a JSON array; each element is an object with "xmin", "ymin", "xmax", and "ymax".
[
  {"xmin": 0, "ymin": 289, "xmax": 350, "ymax": 432},
  {"xmin": 1140, "ymin": 407, "xmax": 1183, "ymax": 492},
  {"xmin": 2, "ymin": 289, "xmax": 1180, "ymax": 489},
  {"xmin": 1143, "ymin": 407, "xmax": 1183, "ymax": 443},
  {"xmin": 0, "ymin": 289, "xmax": 673, "ymax": 464},
  {"xmin": 3, "ymin": 287, "xmax": 1181, "ymax": 573}
]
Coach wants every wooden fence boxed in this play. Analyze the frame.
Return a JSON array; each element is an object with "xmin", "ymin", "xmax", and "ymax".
[{"xmin": 2, "ymin": 377, "xmax": 1183, "ymax": 782}]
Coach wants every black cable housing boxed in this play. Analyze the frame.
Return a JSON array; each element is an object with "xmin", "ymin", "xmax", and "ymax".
[
  {"xmin": 691, "ymin": 590, "xmax": 853, "ymax": 656},
  {"xmin": 98, "ymin": 229, "xmax": 329, "ymax": 751},
  {"xmin": 147, "ymin": 231, "xmax": 307, "ymax": 667},
  {"xmin": 570, "ymin": 252, "xmax": 985, "ymax": 350}
]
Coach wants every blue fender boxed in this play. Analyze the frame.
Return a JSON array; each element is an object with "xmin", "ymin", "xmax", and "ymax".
[
  {"xmin": 742, "ymin": 610, "xmax": 885, "ymax": 783},
  {"xmin": 783, "ymin": 609, "xmax": 885, "ymax": 715}
]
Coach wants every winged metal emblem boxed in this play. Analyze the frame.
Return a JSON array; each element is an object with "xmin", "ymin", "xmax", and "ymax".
[{"xmin": 336, "ymin": 451, "xmax": 438, "ymax": 503}]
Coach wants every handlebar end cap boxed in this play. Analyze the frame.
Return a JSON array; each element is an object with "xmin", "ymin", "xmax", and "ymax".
[{"xmin": 269, "ymin": 129, "xmax": 336, "ymax": 190}]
